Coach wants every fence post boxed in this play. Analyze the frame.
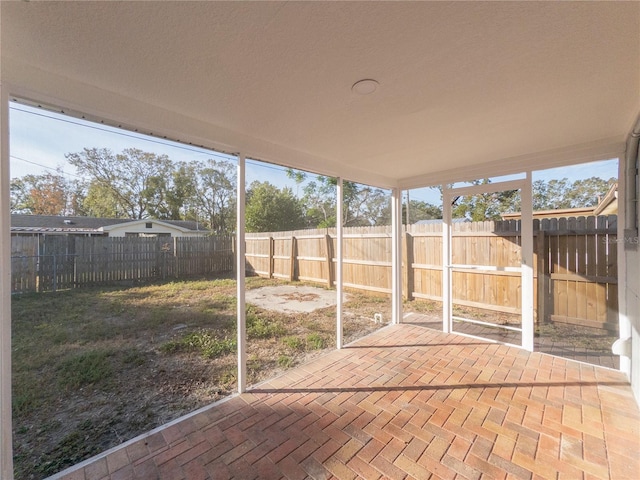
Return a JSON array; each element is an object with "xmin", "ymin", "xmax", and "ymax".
[
  {"xmin": 325, "ymin": 234, "xmax": 334, "ymax": 287},
  {"xmin": 404, "ymin": 232, "xmax": 414, "ymax": 300},
  {"xmin": 269, "ymin": 236, "xmax": 274, "ymax": 279},
  {"xmin": 290, "ymin": 236, "xmax": 297, "ymax": 281},
  {"xmin": 52, "ymin": 253, "xmax": 57, "ymax": 293}
]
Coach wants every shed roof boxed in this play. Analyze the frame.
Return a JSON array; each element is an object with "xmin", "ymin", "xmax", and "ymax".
[{"xmin": 10, "ymin": 215, "xmax": 207, "ymax": 234}]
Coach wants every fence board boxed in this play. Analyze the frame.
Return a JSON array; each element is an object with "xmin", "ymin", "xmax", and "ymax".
[
  {"xmin": 244, "ymin": 216, "xmax": 618, "ymax": 331},
  {"xmin": 13, "ymin": 216, "xmax": 618, "ymax": 331},
  {"xmin": 11, "ymin": 235, "xmax": 234, "ymax": 293}
]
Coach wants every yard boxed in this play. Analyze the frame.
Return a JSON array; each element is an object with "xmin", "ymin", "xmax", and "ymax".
[
  {"xmin": 11, "ymin": 276, "xmax": 389, "ymax": 479},
  {"xmin": 11, "ymin": 275, "xmax": 618, "ymax": 479}
]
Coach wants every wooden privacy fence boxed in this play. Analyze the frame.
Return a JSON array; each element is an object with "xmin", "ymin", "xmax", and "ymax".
[
  {"xmin": 246, "ymin": 226, "xmax": 393, "ymax": 294},
  {"xmin": 246, "ymin": 216, "xmax": 618, "ymax": 331},
  {"xmin": 11, "ymin": 235, "xmax": 234, "ymax": 293},
  {"xmin": 12, "ymin": 217, "xmax": 618, "ymax": 330}
]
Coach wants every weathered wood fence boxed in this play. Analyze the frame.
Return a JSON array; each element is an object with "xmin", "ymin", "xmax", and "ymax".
[
  {"xmin": 11, "ymin": 235, "xmax": 234, "ymax": 293},
  {"xmin": 12, "ymin": 216, "xmax": 618, "ymax": 330},
  {"xmin": 246, "ymin": 215, "xmax": 618, "ymax": 331}
]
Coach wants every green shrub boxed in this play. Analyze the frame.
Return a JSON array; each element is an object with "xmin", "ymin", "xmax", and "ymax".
[
  {"xmin": 246, "ymin": 308, "xmax": 285, "ymax": 339},
  {"xmin": 306, "ymin": 333, "xmax": 326, "ymax": 350},
  {"xmin": 160, "ymin": 330, "xmax": 236, "ymax": 359},
  {"xmin": 277, "ymin": 355, "xmax": 294, "ymax": 368},
  {"xmin": 57, "ymin": 350, "xmax": 114, "ymax": 389},
  {"xmin": 282, "ymin": 336, "xmax": 304, "ymax": 350}
]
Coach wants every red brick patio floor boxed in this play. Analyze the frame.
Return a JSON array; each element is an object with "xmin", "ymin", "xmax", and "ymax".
[{"xmin": 50, "ymin": 323, "xmax": 639, "ymax": 480}]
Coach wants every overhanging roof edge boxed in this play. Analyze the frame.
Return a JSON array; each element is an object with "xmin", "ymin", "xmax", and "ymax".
[
  {"xmin": 3, "ymin": 67, "xmax": 398, "ymax": 190},
  {"xmin": 399, "ymin": 137, "xmax": 626, "ymax": 190}
]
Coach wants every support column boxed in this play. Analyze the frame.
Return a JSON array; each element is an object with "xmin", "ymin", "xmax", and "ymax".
[
  {"xmin": 521, "ymin": 172, "xmax": 534, "ymax": 352},
  {"xmin": 236, "ymin": 154, "xmax": 246, "ymax": 393},
  {"xmin": 391, "ymin": 188, "xmax": 403, "ymax": 325},
  {"xmin": 336, "ymin": 178, "xmax": 343, "ymax": 349},
  {"xmin": 1, "ymin": 86, "xmax": 14, "ymax": 478},
  {"xmin": 618, "ymin": 154, "xmax": 631, "ymax": 376},
  {"xmin": 442, "ymin": 185, "xmax": 452, "ymax": 333}
]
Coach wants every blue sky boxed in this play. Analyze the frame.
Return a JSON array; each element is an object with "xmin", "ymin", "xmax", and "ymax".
[
  {"xmin": 10, "ymin": 103, "xmax": 618, "ymax": 207},
  {"xmin": 9, "ymin": 104, "xmax": 304, "ymax": 192}
]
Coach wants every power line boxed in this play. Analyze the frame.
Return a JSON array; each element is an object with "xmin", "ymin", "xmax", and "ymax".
[
  {"xmin": 10, "ymin": 104, "xmax": 236, "ymax": 162},
  {"xmin": 9, "ymin": 155, "xmax": 82, "ymax": 179}
]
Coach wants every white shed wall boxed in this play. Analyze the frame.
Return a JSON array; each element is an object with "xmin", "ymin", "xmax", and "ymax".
[{"xmin": 106, "ymin": 224, "xmax": 206, "ymax": 238}]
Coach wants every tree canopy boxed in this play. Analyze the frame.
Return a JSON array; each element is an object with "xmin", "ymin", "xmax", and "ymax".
[
  {"xmin": 245, "ymin": 181, "xmax": 306, "ymax": 232},
  {"xmin": 10, "ymin": 171, "xmax": 82, "ymax": 216},
  {"xmin": 10, "ymin": 147, "xmax": 618, "ymax": 232}
]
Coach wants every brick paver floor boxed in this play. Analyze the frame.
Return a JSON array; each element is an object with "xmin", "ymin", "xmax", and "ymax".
[
  {"xmin": 49, "ymin": 323, "xmax": 639, "ymax": 480},
  {"xmin": 404, "ymin": 312, "xmax": 620, "ymax": 369}
]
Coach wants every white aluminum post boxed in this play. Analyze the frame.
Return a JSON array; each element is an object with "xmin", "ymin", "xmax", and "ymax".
[
  {"xmin": 618, "ymin": 156, "xmax": 631, "ymax": 375},
  {"xmin": 391, "ymin": 188, "xmax": 403, "ymax": 324},
  {"xmin": 1, "ymin": 85, "xmax": 14, "ymax": 478},
  {"xmin": 521, "ymin": 173, "xmax": 534, "ymax": 351},
  {"xmin": 442, "ymin": 185, "xmax": 452, "ymax": 333},
  {"xmin": 236, "ymin": 154, "xmax": 247, "ymax": 393},
  {"xmin": 336, "ymin": 178, "xmax": 343, "ymax": 349}
]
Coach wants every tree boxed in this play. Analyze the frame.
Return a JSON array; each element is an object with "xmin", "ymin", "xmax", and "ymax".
[
  {"xmin": 10, "ymin": 178, "xmax": 31, "ymax": 214},
  {"xmin": 82, "ymin": 181, "xmax": 122, "ymax": 218},
  {"xmin": 9, "ymin": 172, "xmax": 80, "ymax": 215},
  {"xmin": 532, "ymin": 178, "xmax": 571, "ymax": 210},
  {"xmin": 451, "ymin": 179, "xmax": 520, "ymax": 221},
  {"xmin": 402, "ymin": 199, "xmax": 442, "ymax": 224},
  {"xmin": 245, "ymin": 181, "xmax": 306, "ymax": 232},
  {"xmin": 187, "ymin": 159, "xmax": 236, "ymax": 233},
  {"xmin": 66, "ymin": 147, "xmax": 174, "ymax": 219},
  {"xmin": 532, "ymin": 177, "xmax": 616, "ymax": 210},
  {"xmin": 289, "ymin": 172, "xmax": 390, "ymax": 228},
  {"xmin": 563, "ymin": 176, "xmax": 616, "ymax": 209},
  {"xmin": 164, "ymin": 163, "xmax": 197, "ymax": 221},
  {"xmin": 448, "ymin": 176, "xmax": 617, "ymax": 220}
]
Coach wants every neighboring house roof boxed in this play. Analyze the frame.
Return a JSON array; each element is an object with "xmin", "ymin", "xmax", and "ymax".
[
  {"xmin": 501, "ymin": 183, "xmax": 618, "ymax": 220},
  {"xmin": 10, "ymin": 215, "xmax": 208, "ymax": 235},
  {"xmin": 593, "ymin": 182, "xmax": 618, "ymax": 216}
]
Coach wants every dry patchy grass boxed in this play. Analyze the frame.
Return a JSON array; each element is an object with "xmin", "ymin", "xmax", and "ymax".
[{"xmin": 11, "ymin": 276, "xmax": 387, "ymax": 479}]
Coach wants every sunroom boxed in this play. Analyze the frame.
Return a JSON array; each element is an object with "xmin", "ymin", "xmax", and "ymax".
[{"xmin": 1, "ymin": 2, "xmax": 639, "ymax": 479}]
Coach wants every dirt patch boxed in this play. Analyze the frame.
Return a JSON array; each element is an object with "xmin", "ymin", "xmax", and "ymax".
[{"xmin": 245, "ymin": 285, "xmax": 349, "ymax": 313}]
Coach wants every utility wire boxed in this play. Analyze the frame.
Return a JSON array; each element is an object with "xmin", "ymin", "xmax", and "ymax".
[
  {"xmin": 9, "ymin": 155, "xmax": 82, "ymax": 179},
  {"xmin": 11, "ymin": 105, "xmax": 440, "ymax": 203},
  {"xmin": 10, "ymin": 105, "xmax": 235, "ymax": 162}
]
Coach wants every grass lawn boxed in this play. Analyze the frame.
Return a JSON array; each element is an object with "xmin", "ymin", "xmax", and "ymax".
[{"xmin": 11, "ymin": 276, "xmax": 389, "ymax": 479}]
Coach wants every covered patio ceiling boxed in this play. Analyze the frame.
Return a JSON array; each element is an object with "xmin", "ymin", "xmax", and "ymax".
[{"xmin": 2, "ymin": 1, "xmax": 639, "ymax": 188}]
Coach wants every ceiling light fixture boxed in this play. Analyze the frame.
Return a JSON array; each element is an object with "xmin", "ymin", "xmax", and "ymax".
[{"xmin": 352, "ymin": 79, "xmax": 379, "ymax": 95}]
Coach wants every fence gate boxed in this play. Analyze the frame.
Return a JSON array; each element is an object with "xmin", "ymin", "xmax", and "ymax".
[
  {"xmin": 443, "ymin": 178, "xmax": 534, "ymax": 350},
  {"xmin": 537, "ymin": 215, "xmax": 618, "ymax": 331}
]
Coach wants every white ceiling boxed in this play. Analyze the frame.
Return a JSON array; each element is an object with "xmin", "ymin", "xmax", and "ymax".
[{"xmin": 1, "ymin": 1, "xmax": 639, "ymax": 188}]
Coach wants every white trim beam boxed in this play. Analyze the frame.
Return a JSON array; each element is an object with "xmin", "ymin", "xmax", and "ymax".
[
  {"xmin": 443, "ymin": 178, "xmax": 534, "ymax": 350},
  {"xmin": 446, "ymin": 179, "xmax": 527, "ymax": 198},
  {"xmin": 521, "ymin": 173, "xmax": 534, "ymax": 351},
  {"xmin": 618, "ymin": 155, "xmax": 631, "ymax": 376},
  {"xmin": 1, "ymin": 82, "xmax": 14, "ymax": 478},
  {"xmin": 442, "ymin": 185, "xmax": 452, "ymax": 334},
  {"xmin": 236, "ymin": 154, "xmax": 247, "ymax": 393},
  {"xmin": 391, "ymin": 188, "xmax": 403, "ymax": 325},
  {"xmin": 336, "ymin": 178, "xmax": 344, "ymax": 349}
]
